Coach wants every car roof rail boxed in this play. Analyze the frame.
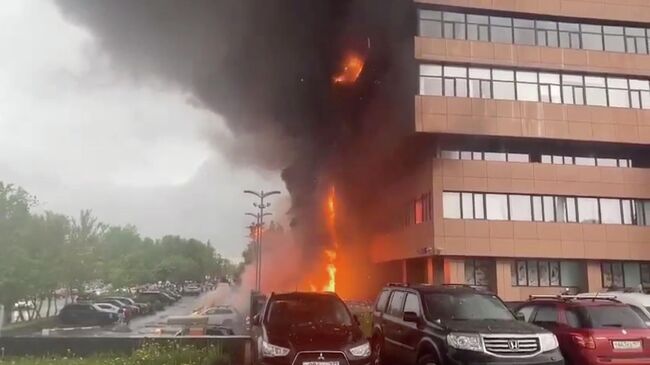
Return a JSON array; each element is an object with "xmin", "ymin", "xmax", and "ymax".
[
  {"xmin": 529, "ymin": 294, "xmax": 620, "ymax": 302},
  {"xmin": 440, "ymin": 283, "xmax": 477, "ymax": 289},
  {"xmin": 387, "ymin": 282, "xmax": 409, "ymax": 287}
]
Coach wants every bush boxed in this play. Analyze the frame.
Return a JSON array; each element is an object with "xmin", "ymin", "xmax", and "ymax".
[{"xmin": 0, "ymin": 343, "xmax": 230, "ymax": 365}]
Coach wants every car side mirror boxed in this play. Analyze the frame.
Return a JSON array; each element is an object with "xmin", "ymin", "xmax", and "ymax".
[
  {"xmin": 403, "ymin": 311, "xmax": 420, "ymax": 323},
  {"xmin": 353, "ymin": 314, "xmax": 361, "ymax": 326},
  {"xmin": 515, "ymin": 312, "xmax": 526, "ymax": 321},
  {"xmin": 251, "ymin": 314, "xmax": 260, "ymax": 326}
]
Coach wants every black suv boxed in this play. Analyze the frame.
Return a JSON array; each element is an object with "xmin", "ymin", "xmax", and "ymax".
[
  {"xmin": 251, "ymin": 292, "xmax": 371, "ymax": 365},
  {"xmin": 59, "ymin": 303, "xmax": 117, "ymax": 326},
  {"xmin": 371, "ymin": 284, "xmax": 564, "ymax": 365}
]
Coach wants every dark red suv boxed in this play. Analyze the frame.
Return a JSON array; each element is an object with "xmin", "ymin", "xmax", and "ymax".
[{"xmin": 515, "ymin": 295, "xmax": 650, "ymax": 364}]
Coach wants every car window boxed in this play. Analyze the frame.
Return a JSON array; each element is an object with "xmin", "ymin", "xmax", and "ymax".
[
  {"xmin": 375, "ymin": 290, "xmax": 390, "ymax": 312},
  {"xmin": 532, "ymin": 305, "xmax": 559, "ymax": 324},
  {"xmin": 266, "ymin": 296, "xmax": 353, "ymax": 326},
  {"xmin": 207, "ymin": 308, "xmax": 233, "ymax": 315},
  {"xmin": 566, "ymin": 308, "xmax": 583, "ymax": 328},
  {"xmin": 388, "ymin": 291, "xmax": 406, "ymax": 317},
  {"xmin": 629, "ymin": 305, "xmax": 650, "ymax": 321},
  {"xmin": 578, "ymin": 305, "xmax": 647, "ymax": 328},
  {"xmin": 423, "ymin": 292, "xmax": 514, "ymax": 321},
  {"xmin": 517, "ymin": 305, "xmax": 535, "ymax": 321},
  {"xmin": 404, "ymin": 293, "xmax": 421, "ymax": 316}
]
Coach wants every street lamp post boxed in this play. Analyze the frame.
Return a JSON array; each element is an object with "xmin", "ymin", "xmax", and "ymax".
[{"xmin": 244, "ymin": 190, "xmax": 281, "ymax": 292}]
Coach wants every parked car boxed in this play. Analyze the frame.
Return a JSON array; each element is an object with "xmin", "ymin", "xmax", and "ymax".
[
  {"xmin": 136, "ymin": 291, "xmax": 175, "ymax": 305},
  {"xmin": 578, "ymin": 291, "xmax": 650, "ymax": 323},
  {"xmin": 184, "ymin": 284, "xmax": 202, "ymax": 296},
  {"xmin": 194, "ymin": 305, "xmax": 242, "ymax": 327},
  {"xmin": 515, "ymin": 294, "xmax": 650, "ymax": 364},
  {"xmin": 93, "ymin": 302, "xmax": 121, "ymax": 314},
  {"xmin": 59, "ymin": 303, "xmax": 117, "ymax": 326},
  {"xmin": 101, "ymin": 297, "xmax": 140, "ymax": 315},
  {"xmin": 251, "ymin": 291, "xmax": 370, "ymax": 365},
  {"xmin": 372, "ymin": 283, "xmax": 563, "ymax": 365}
]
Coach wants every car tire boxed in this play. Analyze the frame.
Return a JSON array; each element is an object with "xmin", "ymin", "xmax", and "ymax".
[
  {"xmin": 417, "ymin": 354, "xmax": 438, "ymax": 365},
  {"xmin": 372, "ymin": 336, "xmax": 385, "ymax": 365}
]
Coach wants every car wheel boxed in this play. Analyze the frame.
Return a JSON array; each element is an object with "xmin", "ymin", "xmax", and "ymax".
[
  {"xmin": 372, "ymin": 337, "xmax": 384, "ymax": 365},
  {"xmin": 417, "ymin": 354, "xmax": 438, "ymax": 365}
]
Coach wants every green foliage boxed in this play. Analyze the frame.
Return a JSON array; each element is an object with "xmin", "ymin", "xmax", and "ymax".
[
  {"xmin": 0, "ymin": 343, "xmax": 230, "ymax": 365},
  {"xmin": 0, "ymin": 181, "xmax": 240, "ymax": 323}
]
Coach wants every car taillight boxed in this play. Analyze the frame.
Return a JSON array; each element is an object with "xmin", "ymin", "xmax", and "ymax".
[{"xmin": 571, "ymin": 333, "xmax": 596, "ymax": 349}]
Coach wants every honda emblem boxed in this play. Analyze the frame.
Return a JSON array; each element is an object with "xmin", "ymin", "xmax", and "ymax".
[{"xmin": 508, "ymin": 339, "xmax": 519, "ymax": 350}]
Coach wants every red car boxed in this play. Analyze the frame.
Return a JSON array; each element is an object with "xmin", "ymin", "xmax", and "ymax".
[{"xmin": 516, "ymin": 295, "xmax": 650, "ymax": 364}]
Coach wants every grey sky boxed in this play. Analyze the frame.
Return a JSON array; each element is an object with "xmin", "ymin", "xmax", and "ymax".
[{"xmin": 0, "ymin": 0, "xmax": 286, "ymax": 260}]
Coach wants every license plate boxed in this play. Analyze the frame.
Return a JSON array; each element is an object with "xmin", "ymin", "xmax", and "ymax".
[
  {"xmin": 613, "ymin": 340, "xmax": 642, "ymax": 350},
  {"xmin": 303, "ymin": 362, "xmax": 339, "ymax": 365}
]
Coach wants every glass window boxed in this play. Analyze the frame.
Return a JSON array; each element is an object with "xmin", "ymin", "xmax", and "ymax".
[
  {"xmin": 462, "ymin": 192, "xmax": 474, "ymax": 219},
  {"xmin": 538, "ymin": 261, "xmax": 550, "ymax": 286},
  {"xmin": 577, "ymin": 197, "xmax": 599, "ymax": 223},
  {"xmin": 507, "ymin": 153, "xmax": 529, "ymax": 162},
  {"xmin": 550, "ymin": 261, "xmax": 561, "ymax": 286},
  {"xmin": 493, "ymin": 81, "xmax": 515, "ymax": 100},
  {"xmin": 403, "ymin": 293, "xmax": 421, "ymax": 316},
  {"xmin": 514, "ymin": 19, "xmax": 536, "ymax": 45},
  {"xmin": 517, "ymin": 306, "xmax": 535, "ymax": 322},
  {"xmin": 460, "ymin": 151, "xmax": 472, "ymax": 160},
  {"xmin": 532, "ymin": 196, "xmax": 543, "ymax": 221},
  {"xmin": 375, "ymin": 290, "xmax": 390, "ymax": 312},
  {"xmin": 388, "ymin": 291, "xmax": 406, "ymax": 317},
  {"xmin": 443, "ymin": 192, "xmax": 461, "ymax": 219},
  {"xmin": 581, "ymin": 25, "xmax": 603, "ymax": 51},
  {"xmin": 484, "ymin": 152, "xmax": 506, "ymax": 161},
  {"xmin": 604, "ymin": 26, "xmax": 626, "ymax": 53},
  {"xmin": 622, "ymin": 200, "xmax": 634, "ymax": 225},
  {"xmin": 517, "ymin": 81, "xmax": 539, "ymax": 102},
  {"xmin": 566, "ymin": 309, "xmax": 582, "ymax": 328},
  {"xmin": 467, "ymin": 15, "xmax": 489, "ymax": 41},
  {"xmin": 516, "ymin": 261, "xmax": 528, "ymax": 286},
  {"xmin": 528, "ymin": 260, "xmax": 539, "ymax": 286},
  {"xmin": 440, "ymin": 150, "xmax": 460, "ymax": 159},
  {"xmin": 533, "ymin": 306, "xmax": 558, "ymax": 324},
  {"xmin": 600, "ymin": 199, "xmax": 622, "ymax": 224},
  {"xmin": 585, "ymin": 86, "xmax": 608, "ymax": 107},
  {"xmin": 474, "ymin": 193, "xmax": 485, "ymax": 219},
  {"xmin": 575, "ymin": 157, "xmax": 596, "ymax": 166},
  {"xmin": 596, "ymin": 158, "xmax": 617, "ymax": 167},
  {"xmin": 465, "ymin": 259, "xmax": 475, "ymax": 284},
  {"xmin": 419, "ymin": 11, "xmax": 443, "ymax": 38},
  {"xmin": 491, "ymin": 17, "xmax": 513, "ymax": 43},
  {"xmin": 543, "ymin": 196, "xmax": 556, "ymax": 222},
  {"xmin": 555, "ymin": 197, "xmax": 568, "ymax": 222},
  {"xmin": 486, "ymin": 194, "xmax": 508, "ymax": 220},
  {"xmin": 509, "ymin": 195, "xmax": 532, "ymax": 221},
  {"xmin": 420, "ymin": 77, "xmax": 443, "ymax": 96}
]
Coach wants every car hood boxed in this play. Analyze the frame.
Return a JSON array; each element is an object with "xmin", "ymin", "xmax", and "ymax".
[
  {"xmin": 442, "ymin": 319, "xmax": 546, "ymax": 334},
  {"xmin": 266, "ymin": 323, "xmax": 364, "ymax": 351}
]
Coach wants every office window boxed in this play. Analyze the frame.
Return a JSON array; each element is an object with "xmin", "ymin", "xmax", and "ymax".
[
  {"xmin": 629, "ymin": 79, "xmax": 650, "ymax": 109},
  {"xmin": 562, "ymin": 74, "xmax": 585, "ymax": 105},
  {"xmin": 603, "ymin": 26, "xmax": 625, "ymax": 52},
  {"xmin": 461, "ymin": 192, "xmax": 474, "ymax": 219},
  {"xmin": 419, "ymin": 10, "xmax": 443, "ymax": 38},
  {"xmin": 467, "ymin": 14, "xmax": 489, "ymax": 41},
  {"xmin": 419, "ymin": 65, "xmax": 443, "ymax": 96},
  {"xmin": 539, "ymin": 73, "xmax": 562, "ymax": 103},
  {"xmin": 577, "ymin": 198, "xmax": 599, "ymax": 223},
  {"xmin": 600, "ymin": 199, "xmax": 622, "ymax": 224},
  {"xmin": 516, "ymin": 71, "xmax": 539, "ymax": 101},
  {"xmin": 602, "ymin": 262, "xmax": 625, "ymax": 288},
  {"xmin": 559, "ymin": 22, "xmax": 581, "ymax": 49},
  {"xmin": 465, "ymin": 259, "xmax": 490, "ymax": 286},
  {"xmin": 536, "ymin": 20, "xmax": 559, "ymax": 47},
  {"xmin": 513, "ymin": 260, "xmax": 561, "ymax": 287},
  {"xmin": 514, "ymin": 18, "xmax": 536, "ymax": 45},
  {"xmin": 440, "ymin": 150, "xmax": 460, "ymax": 159},
  {"xmin": 509, "ymin": 194, "xmax": 532, "ymax": 221},
  {"xmin": 507, "ymin": 153, "xmax": 529, "ymax": 162},
  {"xmin": 469, "ymin": 67, "xmax": 492, "ymax": 98},
  {"xmin": 474, "ymin": 193, "xmax": 485, "ymax": 219},
  {"xmin": 493, "ymin": 69, "xmax": 515, "ymax": 100},
  {"xmin": 539, "ymin": 261, "xmax": 550, "ymax": 286},
  {"xmin": 532, "ymin": 196, "xmax": 543, "ymax": 221},
  {"xmin": 584, "ymin": 76, "xmax": 608, "ymax": 106},
  {"xmin": 607, "ymin": 77, "xmax": 630, "ymax": 108},
  {"xmin": 484, "ymin": 152, "xmax": 506, "ymax": 161},
  {"xmin": 622, "ymin": 200, "xmax": 634, "ymax": 225},
  {"xmin": 486, "ymin": 194, "xmax": 508, "ymax": 220},
  {"xmin": 596, "ymin": 158, "xmax": 617, "ymax": 167},
  {"xmin": 575, "ymin": 157, "xmax": 596, "ymax": 166},
  {"xmin": 641, "ymin": 264, "xmax": 650, "ymax": 287},
  {"xmin": 490, "ymin": 16, "xmax": 513, "ymax": 43},
  {"xmin": 443, "ymin": 12, "xmax": 466, "ymax": 40},
  {"xmin": 443, "ymin": 192, "xmax": 461, "ymax": 219},
  {"xmin": 414, "ymin": 198, "xmax": 424, "ymax": 224},
  {"xmin": 625, "ymin": 27, "xmax": 648, "ymax": 54},
  {"xmin": 543, "ymin": 196, "xmax": 556, "ymax": 222},
  {"xmin": 581, "ymin": 24, "xmax": 603, "ymax": 51}
]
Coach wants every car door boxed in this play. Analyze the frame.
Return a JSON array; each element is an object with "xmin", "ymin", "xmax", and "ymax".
[
  {"xmin": 383, "ymin": 290, "xmax": 406, "ymax": 362},
  {"xmin": 400, "ymin": 292, "xmax": 423, "ymax": 364}
]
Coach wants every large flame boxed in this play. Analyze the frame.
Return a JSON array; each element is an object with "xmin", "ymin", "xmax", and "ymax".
[
  {"xmin": 322, "ymin": 186, "xmax": 338, "ymax": 292},
  {"xmin": 333, "ymin": 53, "xmax": 365, "ymax": 85}
]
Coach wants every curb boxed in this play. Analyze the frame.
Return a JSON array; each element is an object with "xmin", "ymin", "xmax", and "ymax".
[{"xmin": 42, "ymin": 326, "xmax": 100, "ymax": 336}]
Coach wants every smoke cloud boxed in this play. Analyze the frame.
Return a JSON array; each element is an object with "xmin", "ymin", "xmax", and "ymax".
[{"xmin": 54, "ymin": 0, "xmax": 417, "ymax": 294}]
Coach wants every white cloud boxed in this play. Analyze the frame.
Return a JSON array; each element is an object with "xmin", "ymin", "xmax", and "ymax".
[{"xmin": 0, "ymin": 0, "xmax": 286, "ymax": 260}]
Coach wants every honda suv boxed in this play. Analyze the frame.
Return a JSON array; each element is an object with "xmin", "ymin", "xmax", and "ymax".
[
  {"xmin": 371, "ymin": 284, "xmax": 564, "ymax": 365},
  {"xmin": 515, "ymin": 294, "xmax": 650, "ymax": 364},
  {"xmin": 251, "ymin": 291, "xmax": 371, "ymax": 365}
]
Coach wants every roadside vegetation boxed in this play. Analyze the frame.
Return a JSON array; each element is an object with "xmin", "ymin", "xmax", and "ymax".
[
  {"xmin": 0, "ymin": 343, "xmax": 231, "ymax": 365},
  {"xmin": 0, "ymin": 182, "xmax": 240, "ymax": 325}
]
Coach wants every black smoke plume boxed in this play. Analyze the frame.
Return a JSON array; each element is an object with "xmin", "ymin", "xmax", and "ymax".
[{"xmin": 55, "ymin": 0, "xmax": 419, "ymax": 288}]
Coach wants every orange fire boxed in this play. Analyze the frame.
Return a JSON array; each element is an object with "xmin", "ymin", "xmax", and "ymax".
[{"xmin": 333, "ymin": 53, "xmax": 365, "ymax": 85}]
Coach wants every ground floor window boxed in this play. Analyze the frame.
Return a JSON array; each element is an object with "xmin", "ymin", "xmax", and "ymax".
[
  {"xmin": 464, "ymin": 259, "xmax": 491, "ymax": 286},
  {"xmin": 511, "ymin": 260, "xmax": 561, "ymax": 287},
  {"xmin": 602, "ymin": 261, "xmax": 650, "ymax": 289}
]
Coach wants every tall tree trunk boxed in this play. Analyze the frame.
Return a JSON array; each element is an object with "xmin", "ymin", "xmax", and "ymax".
[
  {"xmin": 46, "ymin": 295, "xmax": 52, "ymax": 318},
  {"xmin": 18, "ymin": 307, "xmax": 25, "ymax": 322},
  {"xmin": 34, "ymin": 298, "xmax": 43, "ymax": 319},
  {"xmin": 54, "ymin": 295, "xmax": 59, "ymax": 315},
  {"xmin": 1, "ymin": 303, "xmax": 13, "ymax": 325}
]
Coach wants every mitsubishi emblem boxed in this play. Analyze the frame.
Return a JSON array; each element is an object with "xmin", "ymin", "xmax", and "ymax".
[
  {"xmin": 508, "ymin": 339, "xmax": 519, "ymax": 350},
  {"xmin": 317, "ymin": 353, "xmax": 325, "ymax": 360}
]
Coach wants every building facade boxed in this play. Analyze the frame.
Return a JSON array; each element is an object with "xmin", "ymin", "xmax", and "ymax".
[{"xmin": 371, "ymin": 0, "xmax": 650, "ymax": 301}]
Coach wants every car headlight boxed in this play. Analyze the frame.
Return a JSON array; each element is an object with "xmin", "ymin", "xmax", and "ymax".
[
  {"xmin": 261, "ymin": 340, "xmax": 290, "ymax": 357},
  {"xmin": 447, "ymin": 333, "xmax": 483, "ymax": 352},
  {"xmin": 348, "ymin": 341, "xmax": 371, "ymax": 358},
  {"xmin": 539, "ymin": 333, "xmax": 559, "ymax": 352}
]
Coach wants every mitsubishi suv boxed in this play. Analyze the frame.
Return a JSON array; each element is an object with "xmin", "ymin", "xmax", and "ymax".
[
  {"xmin": 251, "ymin": 291, "xmax": 371, "ymax": 365},
  {"xmin": 371, "ymin": 284, "xmax": 564, "ymax": 365}
]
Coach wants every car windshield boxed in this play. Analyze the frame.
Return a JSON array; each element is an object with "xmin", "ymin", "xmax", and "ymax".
[
  {"xmin": 423, "ymin": 293, "xmax": 514, "ymax": 321},
  {"xmin": 578, "ymin": 306, "xmax": 647, "ymax": 329},
  {"xmin": 266, "ymin": 296, "xmax": 353, "ymax": 327}
]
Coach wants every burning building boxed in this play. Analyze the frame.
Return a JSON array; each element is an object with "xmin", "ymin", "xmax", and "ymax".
[{"xmin": 55, "ymin": 0, "xmax": 650, "ymax": 301}]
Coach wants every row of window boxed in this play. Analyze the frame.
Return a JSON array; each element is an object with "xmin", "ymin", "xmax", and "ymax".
[
  {"xmin": 419, "ymin": 9, "xmax": 650, "ymax": 55},
  {"xmin": 443, "ymin": 192, "xmax": 650, "ymax": 226},
  {"xmin": 420, "ymin": 64, "xmax": 650, "ymax": 109},
  {"xmin": 511, "ymin": 260, "xmax": 562, "ymax": 287},
  {"xmin": 440, "ymin": 150, "xmax": 633, "ymax": 168},
  {"xmin": 602, "ymin": 261, "xmax": 650, "ymax": 289},
  {"xmin": 375, "ymin": 288, "xmax": 421, "ymax": 318},
  {"xmin": 404, "ymin": 192, "xmax": 433, "ymax": 226}
]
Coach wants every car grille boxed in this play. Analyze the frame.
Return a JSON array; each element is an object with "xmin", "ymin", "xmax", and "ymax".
[
  {"xmin": 292, "ymin": 351, "xmax": 349, "ymax": 365},
  {"xmin": 482, "ymin": 336, "xmax": 540, "ymax": 356}
]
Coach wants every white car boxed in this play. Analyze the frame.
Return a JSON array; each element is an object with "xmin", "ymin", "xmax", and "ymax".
[
  {"xmin": 183, "ymin": 285, "xmax": 202, "ymax": 296},
  {"xmin": 577, "ymin": 291, "xmax": 650, "ymax": 323},
  {"xmin": 194, "ymin": 306, "xmax": 241, "ymax": 326},
  {"xmin": 93, "ymin": 302, "xmax": 121, "ymax": 314}
]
